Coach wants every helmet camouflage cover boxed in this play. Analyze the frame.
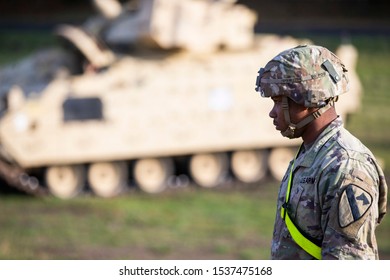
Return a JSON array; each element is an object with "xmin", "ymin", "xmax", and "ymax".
[{"xmin": 255, "ymin": 45, "xmax": 349, "ymax": 108}]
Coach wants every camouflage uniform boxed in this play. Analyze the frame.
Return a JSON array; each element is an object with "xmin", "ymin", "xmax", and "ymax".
[
  {"xmin": 255, "ymin": 45, "xmax": 388, "ymax": 259},
  {"xmin": 271, "ymin": 117, "xmax": 387, "ymax": 259}
]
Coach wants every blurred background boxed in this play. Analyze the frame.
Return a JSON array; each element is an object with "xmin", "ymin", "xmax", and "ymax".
[{"xmin": 0, "ymin": 0, "xmax": 389, "ymax": 260}]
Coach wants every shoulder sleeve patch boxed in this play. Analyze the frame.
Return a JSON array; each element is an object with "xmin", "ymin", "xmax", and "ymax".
[
  {"xmin": 338, "ymin": 184, "xmax": 372, "ymax": 228},
  {"xmin": 328, "ymin": 172, "xmax": 376, "ymax": 240}
]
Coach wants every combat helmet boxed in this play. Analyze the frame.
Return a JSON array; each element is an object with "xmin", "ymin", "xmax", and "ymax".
[{"xmin": 255, "ymin": 44, "xmax": 349, "ymax": 138}]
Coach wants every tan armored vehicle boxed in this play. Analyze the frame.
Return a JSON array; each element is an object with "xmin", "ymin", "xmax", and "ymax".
[{"xmin": 0, "ymin": 0, "xmax": 361, "ymax": 198}]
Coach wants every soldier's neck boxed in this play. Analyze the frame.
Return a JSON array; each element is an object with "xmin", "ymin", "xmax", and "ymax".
[{"xmin": 301, "ymin": 106, "xmax": 338, "ymax": 145}]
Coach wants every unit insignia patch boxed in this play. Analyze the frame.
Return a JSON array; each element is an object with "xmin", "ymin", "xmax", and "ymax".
[{"xmin": 338, "ymin": 184, "xmax": 372, "ymax": 228}]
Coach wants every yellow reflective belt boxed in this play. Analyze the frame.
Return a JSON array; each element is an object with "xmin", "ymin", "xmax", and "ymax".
[{"xmin": 280, "ymin": 145, "xmax": 322, "ymax": 260}]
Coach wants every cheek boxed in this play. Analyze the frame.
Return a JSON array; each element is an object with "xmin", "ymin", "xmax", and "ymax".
[
  {"xmin": 289, "ymin": 104, "xmax": 308, "ymax": 124},
  {"xmin": 270, "ymin": 104, "xmax": 283, "ymax": 119},
  {"xmin": 269, "ymin": 104, "xmax": 287, "ymax": 127},
  {"xmin": 277, "ymin": 109, "xmax": 287, "ymax": 126},
  {"xmin": 269, "ymin": 104, "xmax": 277, "ymax": 118}
]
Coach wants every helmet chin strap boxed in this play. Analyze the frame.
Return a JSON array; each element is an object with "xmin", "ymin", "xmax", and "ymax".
[{"xmin": 281, "ymin": 96, "xmax": 333, "ymax": 139}]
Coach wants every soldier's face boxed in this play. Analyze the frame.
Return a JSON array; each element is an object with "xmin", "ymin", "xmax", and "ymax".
[
  {"xmin": 269, "ymin": 96, "xmax": 286, "ymax": 132},
  {"xmin": 269, "ymin": 96, "xmax": 310, "ymax": 135}
]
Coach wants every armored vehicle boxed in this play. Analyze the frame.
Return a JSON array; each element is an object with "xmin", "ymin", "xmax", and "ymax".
[{"xmin": 0, "ymin": 0, "xmax": 361, "ymax": 198}]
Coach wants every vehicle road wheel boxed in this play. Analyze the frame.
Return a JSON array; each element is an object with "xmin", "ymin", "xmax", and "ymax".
[
  {"xmin": 231, "ymin": 150, "xmax": 268, "ymax": 183},
  {"xmin": 189, "ymin": 153, "xmax": 229, "ymax": 188},
  {"xmin": 88, "ymin": 161, "xmax": 128, "ymax": 198},
  {"xmin": 45, "ymin": 165, "xmax": 86, "ymax": 199},
  {"xmin": 133, "ymin": 158, "xmax": 174, "ymax": 193},
  {"xmin": 268, "ymin": 147, "xmax": 296, "ymax": 181}
]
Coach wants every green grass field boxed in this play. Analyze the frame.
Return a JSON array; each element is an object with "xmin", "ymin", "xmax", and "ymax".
[
  {"xmin": 0, "ymin": 184, "xmax": 278, "ymax": 260},
  {"xmin": 0, "ymin": 32, "xmax": 389, "ymax": 260}
]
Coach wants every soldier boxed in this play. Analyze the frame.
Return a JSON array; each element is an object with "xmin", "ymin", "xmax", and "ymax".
[{"xmin": 255, "ymin": 45, "xmax": 388, "ymax": 259}]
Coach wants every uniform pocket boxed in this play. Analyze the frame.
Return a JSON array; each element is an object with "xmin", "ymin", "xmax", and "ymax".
[{"xmin": 288, "ymin": 185, "xmax": 304, "ymax": 220}]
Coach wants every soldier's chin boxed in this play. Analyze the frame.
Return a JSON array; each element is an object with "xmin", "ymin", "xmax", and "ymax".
[
  {"xmin": 281, "ymin": 128, "xmax": 299, "ymax": 139},
  {"xmin": 273, "ymin": 123, "xmax": 282, "ymax": 131}
]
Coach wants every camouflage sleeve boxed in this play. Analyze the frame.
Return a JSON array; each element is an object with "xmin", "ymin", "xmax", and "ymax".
[{"xmin": 319, "ymin": 158, "xmax": 380, "ymax": 260}]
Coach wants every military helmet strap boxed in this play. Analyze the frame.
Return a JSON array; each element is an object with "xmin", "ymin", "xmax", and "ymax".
[
  {"xmin": 281, "ymin": 97, "xmax": 296, "ymax": 138},
  {"xmin": 280, "ymin": 97, "xmax": 333, "ymax": 139}
]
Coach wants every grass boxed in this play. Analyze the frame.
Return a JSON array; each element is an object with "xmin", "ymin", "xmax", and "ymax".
[
  {"xmin": 0, "ymin": 184, "xmax": 278, "ymax": 260},
  {"xmin": 0, "ymin": 30, "xmax": 57, "ymax": 65},
  {"xmin": 0, "ymin": 181, "xmax": 388, "ymax": 260},
  {"xmin": 0, "ymin": 32, "xmax": 389, "ymax": 260},
  {"xmin": 346, "ymin": 36, "xmax": 390, "ymax": 168}
]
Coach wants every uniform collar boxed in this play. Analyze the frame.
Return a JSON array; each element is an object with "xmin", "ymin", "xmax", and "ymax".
[{"xmin": 295, "ymin": 116, "xmax": 343, "ymax": 168}]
